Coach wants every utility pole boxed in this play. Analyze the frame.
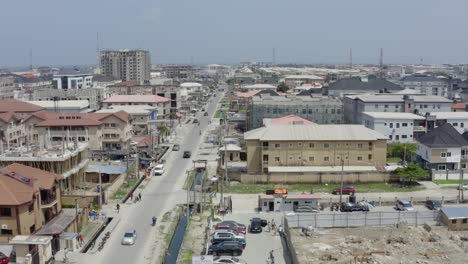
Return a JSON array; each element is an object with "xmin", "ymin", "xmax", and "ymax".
[
  {"xmin": 75, "ymin": 198, "xmax": 79, "ymax": 232},
  {"xmin": 403, "ymin": 143, "xmax": 407, "ymax": 166},
  {"xmin": 98, "ymin": 169, "xmax": 103, "ymax": 208},
  {"xmin": 126, "ymin": 141, "xmax": 129, "ymax": 178}
]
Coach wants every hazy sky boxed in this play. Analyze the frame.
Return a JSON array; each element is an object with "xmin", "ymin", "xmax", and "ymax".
[{"xmin": 1, "ymin": 0, "xmax": 467, "ymax": 67}]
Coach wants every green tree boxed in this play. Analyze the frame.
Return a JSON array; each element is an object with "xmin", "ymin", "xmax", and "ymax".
[
  {"xmin": 394, "ymin": 163, "xmax": 429, "ymax": 182},
  {"xmin": 387, "ymin": 143, "xmax": 417, "ymax": 162},
  {"xmin": 157, "ymin": 125, "xmax": 170, "ymax": 143},
  {"xmin": 277, "ymin": 82, "xmax": 289, "ymax": 93}
]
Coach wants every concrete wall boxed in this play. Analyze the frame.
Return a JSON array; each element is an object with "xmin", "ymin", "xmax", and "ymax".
[{"xmin": 239, "ymin": 171, "xmax": 393, "ymax": 184}]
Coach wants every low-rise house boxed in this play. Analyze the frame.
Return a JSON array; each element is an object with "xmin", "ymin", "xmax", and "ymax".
[
  {"xmin": 0, "ymin": 99, "xmax": 44, "ymax": 118},
  {"xmin": 327, "ymin": 76, "xmax": 404, "ymax": 98},
  {"xmin": 362, "ymin": 112, "xmax": 426, "ymax": 143},
  {"xmin": 244, "ymin": 124, "xmax": 387, "ymax": 183},
  {"xmin": 0, "ymin": 163, "xmax": 62, "ymax": 243},
  {"xmin": 102, "ymin": 94, "xmax": 170, "ymax": 121},
  {"xmin": 426, "ymin": 112, "xmax": 468, "ymax": 134},
  {"xmin": 440, "ymin": 207, "xmax": 468, "ymax": 231},
  {"xmin": 258, "ymin": 192, "xmax": 320, "ymax": 212},
  {"xmin": 416, "ymin": 123, "xmax": 468, "ymax": 180}
]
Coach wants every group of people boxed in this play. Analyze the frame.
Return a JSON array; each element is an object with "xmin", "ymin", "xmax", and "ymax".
[
  {"xmin": 267, "ymin": 219, "xmax": 283, "ymax": 236},
  {"xmin": 115, "ymin": 192, "xmax": 143, "ymax": 213}
]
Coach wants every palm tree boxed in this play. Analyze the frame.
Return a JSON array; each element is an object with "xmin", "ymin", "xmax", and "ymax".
[{"xmin": 157, "ymin": 125, "xmax": 170, "ymax": 144}]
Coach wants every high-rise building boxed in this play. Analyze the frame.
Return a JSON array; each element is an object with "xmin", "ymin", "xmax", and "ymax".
[{"xmin": 100, "ymin": 49, "xmax": 151, "ymax": 82}]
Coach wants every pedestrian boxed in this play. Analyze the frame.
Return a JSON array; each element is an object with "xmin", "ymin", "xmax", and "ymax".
[
  {"xmin": 116, "ymin": 203, "xmax": 120, "ymax": 213},
  {"xmin": 130, "ymin": 193, "xmax": 134, "ymax": 201},
  {"xmin": 267, "ymin": 221, "xmax": 271, "ymax": 232},
  {"xmin": 78, "ymin": 233, "xmax": 84, "ymax": 246},
  {"xmin": 138, "ymin": 193, "xmax": 142, "ymax": 201}
]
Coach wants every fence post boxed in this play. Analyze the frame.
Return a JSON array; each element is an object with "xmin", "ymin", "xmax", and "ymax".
[{"xmin": 315, "ymin": 213, "xmax": 318, "ymax": 228}]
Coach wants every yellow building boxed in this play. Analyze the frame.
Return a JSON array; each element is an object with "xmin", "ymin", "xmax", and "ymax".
[
  {"xmin": 440, "ymin": 207, "xmax": 468, "ymax": 231},
  {"xmin": 244, "ymin": 124, "xmax": 388, "ymax": 183}
]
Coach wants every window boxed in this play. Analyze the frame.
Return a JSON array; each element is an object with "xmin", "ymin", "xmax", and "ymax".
[
  {"xmin": 447, "ymin": 152, "xmax": 451, "ymax": 157},
  {"xmin": 324, "ymin": 143, "xmax": 330, "ymax": 148},
  {"xmin": 384, "ymin": 105, "xmax": 388, "ymax": 108},
  {"xmin": 357, "ymin": 143, "xmax": 363, "ymax": 149},
  {"xmin": 309, "ymin": 157, "xmax": 314, "ymax": 161},
  {"xmin": 438, "ymin": 165, "xmax": 446, "ymax": 170},
  {"xmin": 462, "ymin": 123, "xmax": 465, "ymax": 128},
  {"xmin": 396, "ymin": 123, "xmax": 400, "ymax": 128},
  {"xmin": 274, "ymin": 157, "xmax": 280, "ymax": 162},
  {"xmin": 324, "ymin": 157, "xmax": 329, "ymax": 161},
  {"xmin": 463, "ymin": 219, "xmax": 468, "ymax": 224},
  {"xmin": 452, "ymin": 219, "xmax": 457, "ymax": 224},
  {"xmin": 402, "ymin": 123, "xmax": 408, "ymax": 127},
  {"xmin": 441, "ymin": 153, "xmax": 446, "ymax": 158},
  {"xmin": 0, "ymin": 229, "xmax": 12, "ymax": 235},
  {"xmin": 309, "ymin": 143, "xmax": 314, "ymax": 148},
  {"xmin": 0, "ymin": 208, "xmax": 12, "ymax": 217},
  {"xmin": 368, "ymin": 154, "xmax": 372, "ymax": 160},
  {"xmin": 357, "ymin": 156, "xmax": 363, "ymax": 161},
  {"xmin": 396, "ymin": 135, "xmax": 400, "ymax": 140},
  {"xmin": 28, "ymin": 203, "xmax": 34, "ymax": 213},
  {"xmin": 453, "ymin": 123, "xmax": 458, "ymax": 127},
  {"xmin": 389, "ymin": 135, "xmax": 393, "ymax": 140},
  {"xmin": 389, "ymin": 123, "xmax": 393, "ymax": 128},
  {"xmin": 402, "ymin": 135, "xmax": 407, "ymax": 139},
  {"xmin": 462, "ymin": 164, "xmax": 467, "ymax": 169},
  {"xmin": 289, "ymin": 143, "xmax": 293, "ymax": 148},
  {"xmin": 275, "ymin": 144, "xmax": 280, "ymax": 149}
]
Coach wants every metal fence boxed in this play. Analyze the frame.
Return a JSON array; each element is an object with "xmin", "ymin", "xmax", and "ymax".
[{"xmin": 286, "ymin": 210, "xmax": 439, "ymax": 228}]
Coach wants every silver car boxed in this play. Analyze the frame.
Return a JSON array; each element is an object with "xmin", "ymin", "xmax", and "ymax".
[
  {"xmin": 396, "ymin": 200, "xmax": 414, "ymax": 211},
  {"xmin": 121, "ymin": 229, "xmax": 137, "ymax": 245}
]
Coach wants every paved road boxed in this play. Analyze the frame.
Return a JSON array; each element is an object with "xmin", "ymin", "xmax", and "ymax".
[{"xmin": 93, "ymin": 88, "xmax": 225, "ymax": 264}]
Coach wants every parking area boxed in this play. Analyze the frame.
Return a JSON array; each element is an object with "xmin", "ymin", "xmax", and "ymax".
[{"xmin": 216, "ymin": 212, "xmax": 288, "ymax": 264}]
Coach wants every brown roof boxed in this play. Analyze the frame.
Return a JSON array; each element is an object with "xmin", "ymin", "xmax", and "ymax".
[
  {"xmin": 452, "ymin": 103, "xmax": 467, "ymax": 110},
  {"xmin": 0, "ymin": 112, "xmax": 21, "ymax": 123},
  {"xmin": 32, "ymin": 111, "xmax": 131, "ymax": 127},
  {"xmin": 0, "ymin": 99, "xmax": 44, "ymax": 113},
  {"xmin": 2, "ymin": 163, "xmax": 62, "ymax": 189},
  {"xmin": 0, "ymin": 174, "xmax": 35, "ymax": 206}
]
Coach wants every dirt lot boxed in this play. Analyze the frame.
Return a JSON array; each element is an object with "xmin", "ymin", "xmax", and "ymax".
[{"xmin": 290, "ymin": 225, "xmax": 468, "ymax": 264}]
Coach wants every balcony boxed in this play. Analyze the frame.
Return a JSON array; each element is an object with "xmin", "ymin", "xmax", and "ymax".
[
  {"xmin": 414, "ymin": 126, "xmax": 426, "ymax": 132},
  {"xmin": 41, "ymin": 195, "xmax": 57, "ymax": 209}
]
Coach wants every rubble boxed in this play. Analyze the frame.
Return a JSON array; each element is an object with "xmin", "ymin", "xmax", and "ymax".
[{"xmin": 290, "ymin": 225, "xmax": 468, "ymax": 264}]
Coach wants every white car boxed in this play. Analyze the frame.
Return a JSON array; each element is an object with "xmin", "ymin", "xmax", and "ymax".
[
  {"xmin": 214, "ymin": 256, "xmax": 247, "ymax": 264},
  {"xmin": 153, "ymin": 164, "xmax": 164, "ymax": 175},
  {"xmin": 212, "ymin": 229, "xmax": 245, "ymax": 239},
  {"xmin": 121, "ymin": 229, "xmax": 137, "ymax": 245}
]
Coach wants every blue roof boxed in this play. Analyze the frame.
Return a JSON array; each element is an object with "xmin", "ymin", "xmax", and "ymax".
[
  {"xmin": 441, "ymin": 206, "xmax": 468, "ymax": 219},
  {"xmin": 86, "ymin": 164, "xmax": 126, "ymax": 175}
]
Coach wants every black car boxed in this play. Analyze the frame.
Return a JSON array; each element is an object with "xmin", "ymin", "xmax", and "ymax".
[
  {"xmin": 208, "ymin": 241, "xmax": 244, "ymax": 256},
  {"xmin": 340, "ymin": 202, "xmax": 369, "ymax": 212},
  {"xmin": 248, "ymin": 218, "xmax": 266, "ymax": 233},
  {"xmin": 204, "ymin": 112, "xmax": 209, "ymax": 116},
  {"xmin": 425, "ymin": 200, "xmax": 442, "ymax": 210},
  {"xmin": 211, "ymin": 237, "xmax": 246, "ymax": 249},
  {"xmin": 183, "ymin": 151, "xmax": 191, "ymax": 158}
]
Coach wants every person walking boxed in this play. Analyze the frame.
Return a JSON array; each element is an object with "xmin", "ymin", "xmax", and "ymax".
[
  {"xmin": 138, "ymin": 193, "xmax": 142, "ymax": 201},
  {"xmin": 78, "ymin": 233, "xmax": 84, "ymax": 246},
  {"xmin": 130, "ymin": 193, "xmax": 134, "ymax": 201},
  {"xmin": 116, "ymin": 203, "xmax": 120, "ymax": 213}
]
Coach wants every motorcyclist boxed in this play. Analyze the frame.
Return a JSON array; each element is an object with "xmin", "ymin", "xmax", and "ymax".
[{"xmin": 152, "ymin": 216, "xmax": 157, "ymax": 226}]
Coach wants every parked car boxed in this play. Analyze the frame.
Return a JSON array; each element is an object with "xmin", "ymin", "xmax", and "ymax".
[
  {"xmin": 121, "ymin": 229, "xmax": 137, "ymax": 245},
  {"xmin": 214, "ymin": 223, "xmax": 245, "ymax": 235},
  {"xmin": 294, "ymin": 205, "xmax": 319, "ymax": 213},
  {"xmin": 248, "ymin": 218, "xmax": 266, "ymax": 233},
  {"xmin": 396, "ymin": 199, "xmax": 414, "ymax": 211},
  {"xmin": 153, "ymin": 164, "xmax": 164, "ymax": 175},
  {"xmin": 183, "ymin": 151, "xmax": 191, "ymax": 158},
  {"xmin": 0, "ymin": 252, "xmax": 9, "ymax": 264},
  {"xmin": 221, "ymin": 221, "xmax": 246, "ymax": 230},
  {"xmin": 213, "ymin": 229, "xmax": 245, "ymax": 239},
  {"xmin": 425, "ymin": 200, "xmax": 442, "ymax": 210},
  {"xmin": 340, "ymin": 202, "xmax": 369, "ymax": 212},
  {"xmin": 211, "ymin": 235, "xmax": 246, "ymax": 248},
  {"xmin": 204, "ymin": 112, "xmax": 209, "ymax": 116},
  {"xmin": 213, "ymin": 256, "xmax": 247, "ymax": 264},
  {"xmin": 208, "ymin": 241, "xmax": 244, "ymax": 256},
  {"xmin": 458, "ymin": 183, "xmax": 468, "ymax": 190},
  {"xmin": 172, "ymin": 144, "xmax": 180, "ymax": 151},
  {"xmin": 333, "ymin": 186, "xmax": 356, "ymax": 195}
]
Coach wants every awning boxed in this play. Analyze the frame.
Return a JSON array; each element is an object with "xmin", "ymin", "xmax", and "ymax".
[{"xmin": 34, "ymin": 212, "xmax": 75, "ymax": 235}]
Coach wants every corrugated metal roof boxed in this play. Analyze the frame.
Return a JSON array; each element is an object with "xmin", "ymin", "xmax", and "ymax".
[
  {"xmin": 362, "ymin": 112, "xmax": 425, "ymax": 120},
  {"xmin": 87, "ymin": 164, "xmax": 126, "ymax": 174},
  {"xmin": 441, "ymin": 206, "xmax": 468, "ymax": 219},
  {"xmin": 244, "ymin": 125, "xmax": 387, "ymax": 141}
]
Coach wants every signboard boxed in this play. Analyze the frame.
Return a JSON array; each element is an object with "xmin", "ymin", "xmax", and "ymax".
[
  {"xmin": 192, "ymin": 255, "xmax": 213, "ymax": 264},
  {"xmin": 274, "ymin": 188, "xmax": 288, "ymax": 194}
]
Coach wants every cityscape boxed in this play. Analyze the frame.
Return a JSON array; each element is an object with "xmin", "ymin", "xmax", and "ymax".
[{"xmin": 2, "ymin": 1, "xmax": 468, "ymax": 264}]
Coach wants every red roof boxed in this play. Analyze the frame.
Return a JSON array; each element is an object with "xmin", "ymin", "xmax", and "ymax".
[
  {"xmin": 0, "ymin": 112, "xmax": 21, "ymax": 123},
  {"xmin": 236, "ymin": 90, "xmax": 262, "ymax": 98},
  {"xmin": 452, "ymin": 103, "xmax": 467, "ymax": 110},
  {"xmin": 30, "ymin": 111, "xmax": 132, "ymax": 127},
  {"xmin": 268, "ymin": 115, "xmax": 316, "ymax": 126},
  {"xmin": 103, "ymin": 95, "xmax": 170, "ymax": 104},
  {"xmin": 0, "ymin": 99, "xmax": 43, "ymax": 113}
]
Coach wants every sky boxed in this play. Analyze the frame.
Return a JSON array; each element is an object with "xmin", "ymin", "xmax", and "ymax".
[{"xmin": 1, "ymin": 0, "xmax": 467, "ymax": 67}]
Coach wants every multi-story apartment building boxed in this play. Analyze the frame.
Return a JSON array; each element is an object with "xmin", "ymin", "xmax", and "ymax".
[
  {"xmin": 244, "ymin": 124, "xmax": 387, "ymax": 178},
  {"xmin": 24, "ymin": 111, "xmax": 132, "ymax": 151},
  {"xmin": 400, "ymin": 74, "xmax": 449, "ymax": 97},
  {"xmin": 53, "ymin": 72, "xmax": 93, "ymax": 90},
  {"xmin": 103, "ymin": 95, "xmax": 171, "ymax": 121},
  {"xmin": 161, "ymin": 64, "xmax": 193, "ymax": 79},
  {"xmin": 425, "ymin": 112, "xmax": 468, "ymax": 135},
  {"xmin": 327, "ymin": 76, "xmax": 404, "ymax": 98},
  {"xmin": 248, "ymin": 94, "xmax": 343, "ymax": 130},
  {"xmin": 0, "ymin": 112, "xmax": 24, "ymax": 147},
  {"xmin": 106, "ymin": 83, "xmax": 180, "ymax": 114},
  {"xmin": 362, "ymin": 112, "xmax": 426, "ymax": 143},
  {"xmin": 344, "ymin": 94, "xmax": 452, "ymax": 124},
  {"xmin": 96, "ymin": 105, "xmax": 157, "ymax": 136},
  {"xmin": 0, "ymin": 163, "xmax": 62, "ymax": 243},
  {"xmin": 0, "ymin": 76, "xmax": 18, "ymax": 99},
  {"xmin": 33, "ymin": 88, "xmax": 104, "ymax": 112},
  {"xmin": 100, "ymin": 49, "xmax": 151, "ymax": 82},
  {"xmin": 281, "ymin": 75, "xmax": 324, "ymax": 88}
]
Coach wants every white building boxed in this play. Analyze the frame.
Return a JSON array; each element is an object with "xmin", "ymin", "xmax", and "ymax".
[
  {"xmin": 362, "ymin": 112, "xmax": 426, "ymax": 143},
  {"xmin": 53, "ymin": 73, "xmax": 93, "ymax": 89},
  {"xmin": 427, "ymin": 112, "xmax": 468, "ymax": 134},
  {"xmin": 27, "ymin": 100, "xmax": 91, "ymax": 113},
  {"xmin": 400, "ymin": 74, "xmax": 449, "ymax": 98}
]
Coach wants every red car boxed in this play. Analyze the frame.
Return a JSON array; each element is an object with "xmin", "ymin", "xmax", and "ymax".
[
  {"xmin": 333, "ymin": 186, "xmax": 355, "ymax": 195},
  {"xmin": 0, "ymin": 252, "xmax": 9, "ymax": 264},
  {"xmin": 213, "ymin": 223, "xmax": 246, "ymax": 234}
]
